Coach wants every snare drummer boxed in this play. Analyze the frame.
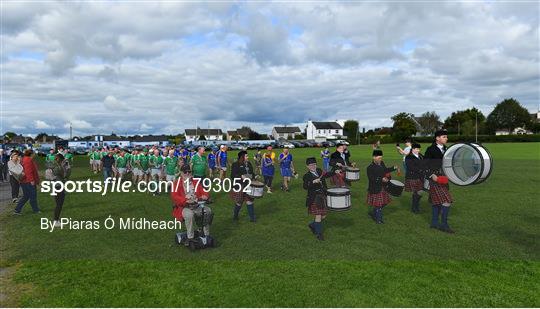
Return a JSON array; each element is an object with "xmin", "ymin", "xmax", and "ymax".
[
  {"xmin": 404, "ymin": 143, "xmax": 425, "ymax": 214},
  {"xmin": 230, "ymin": 151, "xmax": 257, "ymax": 222},
  {"xmin": 424, "ymin": 129, "xmax": 454, "ymax": 233},
  {"xmin": 366, "ymin": 150, "xmax": 398, "ymax": 224},
  {"xmin": 278, "ymin": 147, "xmax": 295, "ymax": 192},
  {"xmin": 329, "ymin": 143, "xmax": 350, "ymax": 187},
  {"xmin": 303, "ymin": 157, "xmax": 339, "ymax": 241}
]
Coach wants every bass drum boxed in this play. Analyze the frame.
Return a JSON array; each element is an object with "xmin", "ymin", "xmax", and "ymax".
[{"xmin": 442, "ymin": 143, "xmax": 493, "ymax": 186}]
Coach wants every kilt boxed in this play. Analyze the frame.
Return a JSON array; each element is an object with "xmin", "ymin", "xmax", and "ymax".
[
  {"xmin": 367, "ymin": 190, "xmax": 391, "ymax": 207},
  {"xmin": 429, "ymin": 181, "xmax": 453, "ymax": 205},
  {"xmin": 308, "ymin": 193, "xmax": 328, "ymax": 216},
  {"xmin": 230, "ymin": 191, "xmax": 254, "ymax": 205},
  {"xmin": 331, "ymin": 172, "xmax": 345, "ymax": 187},
  {"xmin": 404, "ymin": 178, "xmax": 423, "ymax": 192}
]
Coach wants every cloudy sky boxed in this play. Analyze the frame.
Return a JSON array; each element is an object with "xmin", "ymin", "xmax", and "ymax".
[{"xmin": 2, "ymin": 1, "xmax": 539, "ymax": 138}]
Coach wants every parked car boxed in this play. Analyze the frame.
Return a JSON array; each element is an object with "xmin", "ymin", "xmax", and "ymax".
[{"xmin": 281, "ymin": 142, "xmax": 295, "ymax": 149}]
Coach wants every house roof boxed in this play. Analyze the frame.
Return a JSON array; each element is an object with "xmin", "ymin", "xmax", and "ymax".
[
  {"xmin": 103, "ymin": 135, "xmax": 130, "ymax": 141},
  {"xmin": 185, "ymin": 129, "xmax": 223, "ymax": 136},
  {"xmin": 312, "ymin": 122, "xmax": 342, "ymax": 130},
  {"xmin": 274, "ymin": 126, "xmax": 301, "ymax": 133}
]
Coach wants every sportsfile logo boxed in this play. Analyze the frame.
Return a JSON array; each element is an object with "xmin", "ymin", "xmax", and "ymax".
[{"xmin": 40, "ymin": 177, "xmax": 253, "ymax": 196}]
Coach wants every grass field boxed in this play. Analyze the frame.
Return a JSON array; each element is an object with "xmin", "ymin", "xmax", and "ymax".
[{"xmin": 1, "ymin": 143, "xmax": 539, "ymax": 307}]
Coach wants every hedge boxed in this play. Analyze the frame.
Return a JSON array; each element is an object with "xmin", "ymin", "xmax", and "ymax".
[{"xmin": 360, "ymin": 134, "xmax": 540, "ymax": 144}]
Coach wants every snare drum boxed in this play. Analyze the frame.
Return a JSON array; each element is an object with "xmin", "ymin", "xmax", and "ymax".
[
  {"xmin": 345, "ymin": 167, "xmax": 360, "ymax": 181},
  {"xmin": 386, "ymin": 179, "xmax": 404, "ymax": 197},
  {"xmin": 326, "ymin": 187, "xmax": 351, "ymax": 211},
  {"xmin": 246, "ymin": 180, "xmax": 265, "ymax": 198}
]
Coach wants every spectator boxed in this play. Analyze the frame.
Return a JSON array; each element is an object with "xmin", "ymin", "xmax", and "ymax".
[
  {"xmin": 0, "ymin": 149, "xmax": 9, "ymax": 182},
  {"xmin": 14, "ymin": 149, "xmax": 40, "ymax": 215},
  {"xmin": 101, "ymin": 151, "xmax": 115, "ymax": 181},
  {"xmin": 396, "ymin": 139, "xmax": 412, "ymax": 173},
  {"xmin": 7, "ymin": 150, "xmax": 23, "ymax": 203},
  {"xmin": 52, "ymin": 153, "xmax": 70, "ymax": 227}
]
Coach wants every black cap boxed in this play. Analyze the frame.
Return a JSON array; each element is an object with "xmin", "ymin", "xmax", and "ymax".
[
  {"xmin": 306, "ymin": 157, "xmax": 317, "ymax": 165},
  {"xmin": 336, "ymin": 143, "xmax": 344, "ymax": 148},
  {"xmin": 180, "ymin": 165, "xmax": 191, "ymax": 173},
  {"xmin": 435, "ymin": 129, "xmax": 448, "ymax": 137},
  {"xmin": 238, "ymin": 150, "xmax": 247, "ymax": 159},
  {"xmin": 412, "ymin": 143, "xmax": 421, "ymax": 149},
  {"xmin": 372, "ymin": 150, "xmax": 383, "ymax": 156}
]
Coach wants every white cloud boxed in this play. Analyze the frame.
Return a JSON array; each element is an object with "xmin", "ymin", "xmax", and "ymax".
[
  {"xmin": 34, "ymin": 120, "xmax": 53, "ymax": 129},
  {"xmin": 103, "ymin": 95, "xmax": 129, "ymax": 111}
]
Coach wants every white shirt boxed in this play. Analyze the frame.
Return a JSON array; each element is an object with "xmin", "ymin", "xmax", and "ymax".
[{"xmin": 402, "ymin": 146, "xmax": 411, "ymax": 161}]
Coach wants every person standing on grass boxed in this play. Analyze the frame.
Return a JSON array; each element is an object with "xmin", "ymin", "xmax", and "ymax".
[
  {"xmin": 14, "ymin": 149, "xmax": 40, "ymax": 215},
  {"xmin": 303, "ymin": 157, "xmax": 339, "ymax": 241},
  {"xmin": 164, "ymin": 149, "xmax": 179, "ymax": 182},
  {"xmin": 424, "ymin": 129, "xmax": 454, "ymax": 233},
  {"xmin": 261, "ymin": 152, "xmax": 275, "ymax": 193},
  {"xmin": 396, "ymin": 139, "xmax": 412, "ymax": 173},
  {"xmin": 320, "ymin": 147, "xmax": 330, "ymax": 172},
  {"xmin": 366, "ymin": 149, "xmax": 398, "ymax": 224},
  {"xmin": 51, "ymin": 153, "xmax": 70, "ymax": 228},
  {"xmin": 0, "ymin": 149, "xmax": 9, "ymax": 182},
  {"xmin": 254, "ymin": 149, "xmax": 262, "ymax": 177},
  {"xmin": 101, "ymin": 151, "xmax": 115, "ymax": 181},
  {"xmin": 7, "ymin": 150, "xmax": 23, "ymax": 203},
  {"xmin": 207, "ymin": 148, "xmax": 217, "ymax": 179},
  {"xmin": 216, "ymin": 145, "xmax": 228, "ymax": 180},
  {"xmin": 278, "ymin": 147, "xmax": 294, "ymax": 192},
  {"xmin": 191, "ymin": 146, "xmax": 208, "ymax": 180},
  {"xmin": 46, "ymin": 148, "xmax": 56, "ymax": 167},
  {"xmin": 329, "ymin": 143, "xmax": 350, "ymax": 187},
  {"xmin": 149, "ymin": 149, "xmax": 164, "ymax": 195},
  {"xmin": 404, "ymin": 143, "xmax": 425, "ymax": 214},
  {"xmin": 230, "ymin": 151, "xmax": 256, "ymax": 222},
  {"xmin": 114, "ymin": 150, "xmax": 128, "ymax": 181}
]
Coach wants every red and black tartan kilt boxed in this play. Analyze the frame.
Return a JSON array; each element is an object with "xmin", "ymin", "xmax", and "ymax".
[
  {"xmin": 229, "ymin": 191, "xmax": 254, "ymax": 205},
  {"xmin": 367, "ymin": 190, "xmax": 391, "ymax": 207},
  {"xmin": 308, "ymin": 193, "xmax": 328, "ymax": 216},
  {"xmin": 429, "ymin": 181, "xmax": 453, "ymax": 205},
  {"xmin": 404, "ymin": 178, "xmax": 423, "ymax": 192},
  {"xmin": 331, "ymin": 172, "xmax": 345, "ymax": 187}
]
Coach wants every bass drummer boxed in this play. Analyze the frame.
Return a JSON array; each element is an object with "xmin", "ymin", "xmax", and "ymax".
[
  {"xmin": 303, "ymin": 157, "xmax": 339, "ymax": 241},
  {"xmin": 424, "ymin": 129, "xmax": 454, "ymax": 233}
]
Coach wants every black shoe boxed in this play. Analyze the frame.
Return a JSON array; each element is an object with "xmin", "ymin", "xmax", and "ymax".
[
  {"xmin": 440, "ymin": 226, "xmax": 455, "ymax": 234},
  {"xmin": 430, "ymin": 224, "xmax": 438, "ymax": 229},
  {"xmin": 250, "ymin": 218, "xmax": 257, "ymax": 223},
  {"xmin": 368, "ymin": 213, "xmax": 376, "ymax": 221},
  {"xmin": 376, "ymin": 220, "xmax": 384, "ymax": 224},
  {"xmin": 308, "ymin": 223, "xmax": 316, "ymax": 234},
  {"xmin": 316, "ymin": 233, "xmax": 325, "ymax": 241}
]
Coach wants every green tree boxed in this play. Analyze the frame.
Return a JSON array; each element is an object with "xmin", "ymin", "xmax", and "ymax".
[
  {"xmin": 391, "ymin": 113, "xmax": 417, "ymax": 142},
  {"xmin": 417, "ymin": 111, "xmax": 442, "ymax": 135},
  {"xmin": 444, "ymin": 107, "xmax": 486, "ymax": 135},
  {"xmin": 343, "ymin": 120, "xmax": 359, "ymax": 145},
  {"xmin": 486, "ymin": 98, "xmax": 532, "ymax": 133},
  {"xmin": 3, "ymin": 131, "xmax": 16, "ymax": 140}
]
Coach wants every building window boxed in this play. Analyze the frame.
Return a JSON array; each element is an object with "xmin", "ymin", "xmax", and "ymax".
[{"xmin": 335, "ymin": 130, "xmax": 339, "ymax": 133}]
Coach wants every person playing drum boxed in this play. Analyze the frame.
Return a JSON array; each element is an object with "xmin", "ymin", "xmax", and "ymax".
[
  {"xmin": 230, "ymin": 151, "xmax": 257, "ymax": 222},
  {"xmin": 424, "ymin": 129, "xmax": 454, "ymax": 233},
  {"xmin": 329, "ymin": 143, "xmax": 350, "ymax": 187},
  {"xmin": 171, "ymin": 164, "xmax": 212, "ymax": 246},
  {"xmin": 303, "ymin": 157, "xmax": 340, "ymax": 241},
  {"xmin": 366, "ymin": 149, "xmax": 398, "ymax": 224},
  {"xmin": 404, "ymin": 143, "xmax": 425, "ymax": 214}
]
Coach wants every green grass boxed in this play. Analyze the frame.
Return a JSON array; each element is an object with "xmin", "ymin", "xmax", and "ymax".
[{"xmin": 1, "ymin": 143, "xmax": 539, "ymax": 307}]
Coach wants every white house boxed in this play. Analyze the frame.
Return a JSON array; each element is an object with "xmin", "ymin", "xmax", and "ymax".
[
  {"xmin": 102, "ymin": 135, "xmax": 131, "ymax": 147},
  {"xmin": 495, "ymin": 128, "xmax": 533, "ymax": 135},
  {"xmin": 272, "ymin": 126, "xmax": 302, "ymax": 140},
  {"xmin": 306, "ymin": 121, "xmax": 345, "ymax": 140},
  {"xmin": 185, "ymin": 129, "xmax": 223, "ymax": 142}
]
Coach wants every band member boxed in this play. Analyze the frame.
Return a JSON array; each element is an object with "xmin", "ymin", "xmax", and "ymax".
[
  {"xmin": 404, "ymin": 143, "xmax": 424, "ymax": 214},
  {"xmin": 230, "ymin": 151, "xmax": 256, "ymax": 222},
  {"xmin": 262, "ymin": 152, "xmax": 275, "ymax": 193},
  {"xmin": 216, "ymin": 145, "xmax": 228, "ymax": 180},
  {"xmin": 303, "ymin": 157, "xmax": 339, "ymax": 241},
  {"xmin": 424, "ymin": 129, "xmax": 454, "ymax": 233},
  {"xmin": 320, "ymin": 147, "xmax": 330, "ymax": 172},
  {"xmin": 366, "ymin": 150, "xmax": 397, "ymax": 224},
  {"xmin": 329, "ymin": 143, "xmax": 350, "ymax": 187},
  {"xmin": 171, "ymin": 165, "xmax": 211, "ymax": 245},
  {"xmin": 279, "ymin": 147, "xmax": 295, "ymax": 192}
]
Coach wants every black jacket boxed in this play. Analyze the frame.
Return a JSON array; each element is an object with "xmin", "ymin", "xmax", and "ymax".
[
  {"xmin": 423, "ymin": 143, "xmax": 447, "ymax": 176},
  {"xmin": 329, "ymin": 151, "xmax": 349, "ymax": 171},
  {"xmin": 366, "ymin": 161, "xmax": 396, "ymax": 194},
  {"xmin": 230, "ymin": 160, "xmax": 254, "ymax": 187},
  {"xmin": 303, "ymin": 168, "xmax": 335, "ymax": 207},
  {"xmin": 405, "ymin": 153, "xmax": 425, "ymax": 180},
  {"xmin": 101, "ymin": 155, "xmax": 115, "ymax": 169}
]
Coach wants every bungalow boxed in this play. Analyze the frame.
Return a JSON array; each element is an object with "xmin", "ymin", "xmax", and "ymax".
[
  {"xmin": 131, "ymin": 135, "xmax": 170, "ymax": 147},
  {"xmin": 272, "ymin": 126, "xmax": 302, "ymax": 140},
  {"xmin": 306, "ymin": 121, "xmax": 345, "ymax": 140},
  {"xmin": 185, "ymin": 129, "xmax": 223, "ymax": 142}
]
